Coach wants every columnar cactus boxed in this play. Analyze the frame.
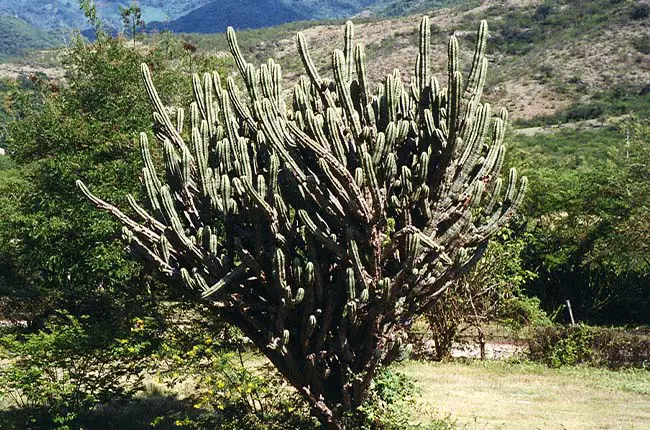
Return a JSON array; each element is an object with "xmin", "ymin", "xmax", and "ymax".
[{"xmin": 78, "ymin": 17, "xmax": 526, "ymax": 429}]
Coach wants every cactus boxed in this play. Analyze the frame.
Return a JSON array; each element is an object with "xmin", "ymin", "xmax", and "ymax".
[{"xmin": 77, "ymin": 17, "xmax": 526, "ymax": 429}]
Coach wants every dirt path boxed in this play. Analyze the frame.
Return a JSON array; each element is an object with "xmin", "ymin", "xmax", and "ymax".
[{"xmin": 0, "ymin": 63, "xmax": 65, "ymax": 80}]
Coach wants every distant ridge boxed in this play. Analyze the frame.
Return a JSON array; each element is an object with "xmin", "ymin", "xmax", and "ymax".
[
  {"xmin": 148, "ymin": 0, "xmax": 308, "ymax": 34},
  {"xmin": 0, "ymin": 15, "xmax": 59, "ymax": 60}
]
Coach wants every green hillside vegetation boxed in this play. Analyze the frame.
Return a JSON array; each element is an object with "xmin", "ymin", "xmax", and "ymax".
[
  {"xmin": 147, "ymin": 0, "xmax": 308, "ymax": 34},
  {"xmin": 147, "ymin": 0, "xmax": 383, "ymax": 34},
  {"xmin": 370, "ymin": 0, "xmax": 473, "ymax": 17},
  {"xmin": 0, "ymin": 0, "xmax": 214, "ymax": 31},
  {"xmin": 0, "ymin": 16, "xmax": 59, "ymax": 60},
  {"xmin": 506, "ymin": 121, "xmax": 650, "ymax": 324}
]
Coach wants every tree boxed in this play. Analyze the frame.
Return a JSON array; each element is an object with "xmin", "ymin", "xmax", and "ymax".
[
  {"xmin": 78, "ymin": 17, "xmax": 527, "ymax": 428},
  {"xmin": 421, "ymin": 228, "xmax": 542, "ymax": 361},
  {"xmin": 78, "ymin": 0, "xmax": 104, "ymax": 39},
  {"xmin": 119, "ymin": 1, "xmax": 145, "ymax": 47},
  {"xmin": 0, "ymin": 35, "xmax": 183, "ymax": 329},
  {"xmin": 516, "ymin": 120, "xmax": 650, "ymax": 325}
]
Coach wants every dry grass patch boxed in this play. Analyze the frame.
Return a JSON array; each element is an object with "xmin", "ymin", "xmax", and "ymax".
[{"xmin": 401, "ymin": 360, "xmax": 650, "ymax": 429}]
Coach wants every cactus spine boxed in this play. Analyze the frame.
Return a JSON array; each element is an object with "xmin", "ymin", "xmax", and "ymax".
[{"xmin": 78, "ymin": 17, "xmax": 526, "ymax": 430}]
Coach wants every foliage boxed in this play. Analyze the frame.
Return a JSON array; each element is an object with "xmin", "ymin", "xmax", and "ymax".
[
  {"xmin": 632, "ymin": 37, "xmax": 650, "ymax": 55},
  {"xmin": 527, "ymin": 324, "xmax": 650, "ymax": 369},
  {"xmin": 630, "ymin": 3, "xmax": 650, "ymax": 20},
  {"xmin": 0, "ymin": 74, "xmax": 50, "ymax": 147},
  {"xmin": 507, "ymin": 119, "xmax": 650, "ymax": 325},
  {"xmin": 79, "ymin": 0, "xmax": 105, "ymax": 40},
  {"xmin": 147, "ymin": 0, "xmax": 308, "ymax": 34},
  {"xmin": 416, "ymin": 228, "xmax": 543, "ymax": 361},
  {"xmin": 119, "ymin": 1, "xmax": 145, "ymax": 46},
  {"xmin": 372, "ymin": 0, "xmax": 469, "ymax": 18},
  {"xmin": 0, "ymin": 312, "xmax": 154, "ymax": 429},
  {"xmin": 349, "ymin": 367, "xmax": 458, "ymax": 429},
  {"xmin": 474, "ymin": 0, "xmax": 635, "ymax": 57},
  {"xmin": 0, "ymin": 25, "xmax": 231, "ymax": 329}
]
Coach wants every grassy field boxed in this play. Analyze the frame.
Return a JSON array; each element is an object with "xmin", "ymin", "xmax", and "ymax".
[{"xmin": 401, "ymin": 360, "xmax": 650, "ymax": 429}]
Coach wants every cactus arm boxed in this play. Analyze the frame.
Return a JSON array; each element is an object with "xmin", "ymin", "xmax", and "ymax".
[{"xmin": 200, "ymin": 266, "xmax": 245, "ymax": 299}]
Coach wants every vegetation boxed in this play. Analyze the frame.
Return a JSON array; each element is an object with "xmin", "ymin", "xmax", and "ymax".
[
  {"xmin": 1, "ymin": 0, "xmax": 650, "ymax": 429},
  {"xmin": 528, "ymin": 324, "xmax": 650, "ymax": 369},
  {"xmin": 0, "ymin": 312, "xmax": 153, "ymax": 428},
  {"xmin": 371, "ymin": 0, "xmax": 471, "ymax": 17},
  {"xmin": 119, "ymin": 0, "xmax": 146, "ymax": 46},
  {"xmin": 0, "ymin": 16, "xmax": 59, "ymax": 61},
  {"xmin": 418, "ymin": 228, "xmax": 544, "ymax": 361},
  {"xmin": 470, "ymin": 0, "xmax": 644, "ymax": 56},
  {"xmin": 146, "ymin": 0, "xmax": 308, "ymax": 34},
  {"xmin": 506, "ymin": 119, "xmax": 650, "ymax": 325}
]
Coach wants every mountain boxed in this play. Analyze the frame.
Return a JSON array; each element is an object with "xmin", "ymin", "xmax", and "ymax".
[
  {"xmin": 0, "ymin": 16, "xmax": 59, "ymax": 60},
  {"xmin": 0, "ymin": 0, "xmax": 214, "ymax": 32},
  {"xmin": 0, "ymin": 0, "xmax": 383, "ymax": 37},
  {"xmin": 148, "ymin": 0, "xmax": 308, "ymax": 34},
  {"xmin": 188, "ymin": 0, "xmax": 650, "ymax": 122},
  {"xmin": 368, "ymin": 0, "xmax": 466, "ymax": 17}
]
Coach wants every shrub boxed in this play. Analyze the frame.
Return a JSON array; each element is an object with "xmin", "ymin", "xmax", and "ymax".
[
  {"xmin": 527, "ymin": 324, "xmax": 650, "ymax": 368},
  {"xmin": 415, "ymin": 229, "xmax": 543, "ymax": 361},
  {"xmin": 630, "ymin": 4, "xmax": 650, "ymax": 20},
  {"xmin": 632, "ymin": 37, "xmax": 650, "ymax": 55},
  {"xmin": 0, "ymin": 312, "xmax": 154, "ymax": 428}
]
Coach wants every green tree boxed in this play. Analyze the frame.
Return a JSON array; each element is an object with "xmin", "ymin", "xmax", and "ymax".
[
  {"xmin": 0, "ymin": 35, "xmax": 184, "ymax": 329},
  {"xmin": 78, "ymin": 0, "xmax": 104, "ymax": 40},
  {"xmin": 512, "ymin": 121, "xmax": 650, "ymax": 324},
  {"xmin": 119, "ymin": 1, "xmax": 145, "ymax": 47},
  {"xmin": 78, "ymin": 17, "xmax": 526, "ymax": 428}
]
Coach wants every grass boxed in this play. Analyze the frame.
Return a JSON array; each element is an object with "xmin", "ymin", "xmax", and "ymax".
[
  {"xmin": 401, "ymin": 359, "xmax": 650, "ymax": 429},
  {"xmin": 218, "ymin": 354, "xmax": 650, "ymax": 429}
]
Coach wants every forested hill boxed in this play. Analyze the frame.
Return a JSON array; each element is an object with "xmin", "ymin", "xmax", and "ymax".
[
  {"xmin": 0, "ymin": 0, "xmax": 379, "ymax": 34},
  {"xmin": 146, "ymin": 0, "xmax": 309, "ymax": 34},
  {"xmin": 0, "ymin": 0, "xmax": 466, "ymax": 37},
  {"xmin": 0, "ymin": 0, "xmax": 468, "ymax": 58},
  {"xmin": 0, "ymin": 0, "xmax": 214, "ymax": 31},
  {"xmin": 0, "ymin": 16, "xmax": 59, "ymax": 60}
]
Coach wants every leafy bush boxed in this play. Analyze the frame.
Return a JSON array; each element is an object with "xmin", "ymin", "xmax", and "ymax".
[
  {"xmin": 346, "ymin": 368, "xmax": 458, "ymax": 430},
  {"xmin": 527, "ymin": 324, "xmax": 650, "ymax": 368},
  {"xmin": 0, "ymin": 312, "xmax": 154, "ymax": 429},
  {"xmin": 414, "ymin": 228, "xmax": 545, "ymax": 361}
]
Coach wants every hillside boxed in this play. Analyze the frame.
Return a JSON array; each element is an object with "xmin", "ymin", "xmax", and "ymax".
[
  {"xmin": 0, "ymin": 0, "xmax": 214, "ymax": 31},
  {"xmin": 3, "ymin": 0, "xmax": 649, "ymax": 122},
  {"xmin": 149, "ymin": 0, "xmax": 381, "ymax": 33},
  {"xmin": 147, "ymin": 0, "xmax": 308, "ymax": 34},
  {"xmin": 181, "ymin": 0, "xmax": 650, "ymax": 122},
  {"xmin": 0, "ymin": 16, "xmax": 59, "ymax": 60},
  {"xmin": 0, "ymin": 0, "xmax": 381, "ymax": 35}
]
